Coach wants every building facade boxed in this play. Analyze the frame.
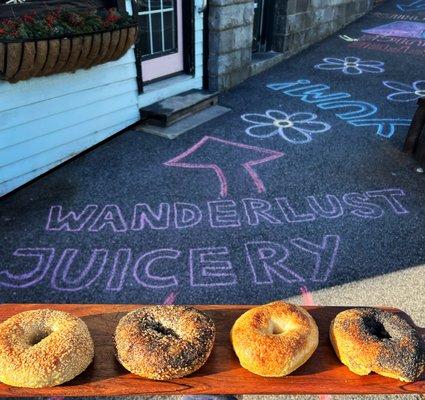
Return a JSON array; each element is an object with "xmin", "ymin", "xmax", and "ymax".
[{"xmin": 0, "ymin": 0, "xmax": 373, "ymax": 196}]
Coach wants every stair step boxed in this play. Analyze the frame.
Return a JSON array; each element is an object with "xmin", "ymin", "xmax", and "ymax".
[{"xmin": 140, "ymin": 89, "xmax": 219, "ymax": 127}]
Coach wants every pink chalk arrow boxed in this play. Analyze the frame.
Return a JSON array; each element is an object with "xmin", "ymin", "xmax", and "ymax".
[{"xmin": 164, "ymin": 136, "xmax": 284, "ymax": 197}]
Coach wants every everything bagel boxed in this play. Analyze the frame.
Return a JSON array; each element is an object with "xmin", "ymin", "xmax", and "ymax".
[
  {"xmin": 115, "ymin": 305, "xmax": 215, "ymax": 380},
  {"xmin": 330, "ymin": 308, "xmax": 424, "ymax": 382}
]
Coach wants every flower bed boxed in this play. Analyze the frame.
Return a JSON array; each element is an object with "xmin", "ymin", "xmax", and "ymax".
[{"xmin": 0, "ymin": 7, "xmax": 138, "ymax": 83}]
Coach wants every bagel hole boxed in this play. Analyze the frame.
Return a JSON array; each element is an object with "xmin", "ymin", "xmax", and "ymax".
[
  {"xmin": 30, "ymin": 329, "xmax": 51, "ymax": 346},
  {"xmin": 140, "ymin": 318, "xmax": 179, "ymax": 339},
  {"xmin": 268, "ymin": 320, "xmax": 290, "ymax": 335},
  {"xmin": 364, "ymin": 317, "xmax": 391, "ymax": 340}
]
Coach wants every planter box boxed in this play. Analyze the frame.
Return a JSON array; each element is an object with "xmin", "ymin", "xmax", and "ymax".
[{"xmin": 0, "ymin": 25, "xmax": 138, "ymax": 83}]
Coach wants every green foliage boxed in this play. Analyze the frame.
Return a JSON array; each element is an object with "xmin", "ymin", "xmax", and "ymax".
[{"xmin": 0, "ymin": 7, "xmax": 135, "ymax": 41}]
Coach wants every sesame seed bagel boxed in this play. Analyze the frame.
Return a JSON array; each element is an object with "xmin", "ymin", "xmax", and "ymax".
[
  {"xmin": 230, "ymin": 301, "xmax": 319, "ymax": 377},
  {"xmin": 114, "ymin": 306, "xmax": 215, "ymax": 380},
  {"xmin": 0, "ymin": 309, "xmax": 94, "ymax": 388},
  {"xmin": 330, "ymin": 308, "xmax": 424, "ymax": 382}
]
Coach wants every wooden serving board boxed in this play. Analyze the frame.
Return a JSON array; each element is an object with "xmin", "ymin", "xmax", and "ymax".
[{"xmin": 0, "ymin": 304, "xmax": 423, "ymax": 397}]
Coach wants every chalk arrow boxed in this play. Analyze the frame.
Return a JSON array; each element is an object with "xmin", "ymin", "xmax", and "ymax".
[{"xmin": 164, "ymin": 136, "xmax": 284, "ymax": 197}]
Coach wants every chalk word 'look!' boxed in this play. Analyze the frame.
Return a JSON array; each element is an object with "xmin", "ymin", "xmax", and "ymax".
[
  {"xmin": 1, "ymin": 235, "xmax": 340, "ymax": 291},
  {"xmin": 267, "ymin": 80, "xmax": 411, "ymax": 138},
  {"xmin": 44, "ymin": 188, "xmax": 408, "ymax": 233}
]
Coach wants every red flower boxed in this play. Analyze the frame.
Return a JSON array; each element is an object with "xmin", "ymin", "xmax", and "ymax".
[
  {"xmin": 45, "ymin": 13, "xmax": 57, "ymax": 28},
  {"xmin": 22, "ymin": 14, "xmax": 35, "ymax": 23},
  {"xmin": 0, "ymin": 28, "xmax": 6, "ymax": 35}
]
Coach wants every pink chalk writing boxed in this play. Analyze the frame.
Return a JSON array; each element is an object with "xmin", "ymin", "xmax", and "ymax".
[
  {"xmin": 190, "ymin": 247, "xmax": 237, "ymax": 287},
  {"xmin": 2, "ymin": 235, "xmax": 343, "ymax": 291},
  {"xmin": 0, "ymin": 248, "xmax": 55, "ymax": 288},
  {"xmin": 44, "ymin": 188, "xmax": 408, "ymax": 233},
  {"xmin": 133, "ymin": 249, "xmax": 180, "ymax": 288},
  {"xmin": 163, "ymin": 136, "xmax": 284, "ymax": 197}
]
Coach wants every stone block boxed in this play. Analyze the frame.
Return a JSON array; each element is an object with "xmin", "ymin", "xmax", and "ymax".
[{"xmin": 209, "ymin": 3, "xmax": 254, "ymax": 30}]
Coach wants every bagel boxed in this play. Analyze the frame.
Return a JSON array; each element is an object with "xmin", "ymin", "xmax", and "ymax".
[
  {"xmin": 230, "ymin": 301, "xmax": 319, "ymax": 377},
  {"xmin": 0, "ymin": 309, "xmax": 94, "ymax": 388},
  {"xmin": 114, "ymin": 305, "xmax": 215, "ymax": 380},
  {"xmin": 330, "ymin": 308, "xmax": 424, "ymax": 382}
]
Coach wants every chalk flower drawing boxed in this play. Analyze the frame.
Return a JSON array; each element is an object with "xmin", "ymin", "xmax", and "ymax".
[
  {"xmin": 241, "ymin": 110, "xmax": 331, "ymax": 143},
  {"xmin": 383, "ymin": 80, "xmax": 425, "ymax": 102},
  {"xmin": 314, "ymin": 57, "xmax": 385, "ymax": 75}
]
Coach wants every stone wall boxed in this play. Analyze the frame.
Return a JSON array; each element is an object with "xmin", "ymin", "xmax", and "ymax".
[
  {"xmin": 208, "ymin": 0, "xmax": 255, "ymax": 92},
  {"xmin": 273, "ymin": 0, "xmax": 374, "ymax": 56},
  {"xmin": 208, "ymin": 0, "xmax": 374, "ymax": 92}
]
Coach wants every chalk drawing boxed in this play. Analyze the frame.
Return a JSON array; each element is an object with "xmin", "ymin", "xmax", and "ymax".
[
  {"xmin": 397, "ymin": 0, "xmax": 425, "ymax": 12},
  {"xmin": 46, "ymin": 205, "xmax": 98, "ymax": 231},
  {"xmin": 189, "ymin": 247, "xmax": 237, "ymax": 287},
  {"xmin": 88, "ymin": 205, "xmax": 127, "ymax": 233},
  {"xmin": 131, "ymin": 203, "xmax": 170, "ymax": 231},
  {"xmin": 383, "ymin": 80, "xmax": 425, "ymax": 102},
  {"xmin": 245, "ymin": 241, "xmax": 305, "ymax": 284},
  {"xmin": 363, "ymin": 21, "xmax": 425, "ymax": 38},
  {"xmin": 291, "ymin": 235, "xmax": 340, "ymax": 282},
  {"xmin": 106, "ymin": 249, "xmax": 131, "ymax": 291},
  {"xmin": 314, "ymin": 57, "xmax": 385, "ymax": 75},
  {"xmin": 163, "ymin": 291, "xmax": 178, "ymax": 305},
  {"xmin": 241, "ymin": 110, "xmax": 331, "ymax": 143},
  {"xmin": 1, "ymin": 235, "xmax": 343, "ymax": 291},
  {"xmin": 339, "ymin": 35, "xmax": 359, "ymax": 42},
  {"xmin": 208, "ymin": 200, "xmax": 241, "ymax": 228},
  {"xmin": 267, "ymin": 80, "xmax": 411, "ymax": 138},
  {"xmin": 133, "ymin": 249, "xmax": 180, "ymax": 288},
  {"xmin": 51, "ymin": 249, "xmax": 108, "ymax": 291},
  {"xmin": 0, "ymin": 248, "xmax": 55, "ymax": 288},
  {"xmin": 164, "ymin": 136, "xmax": 284, "ymax": 198},
  {"xmin": 41, "ymin": 188, "xmax": 408, "ymax": 234}
]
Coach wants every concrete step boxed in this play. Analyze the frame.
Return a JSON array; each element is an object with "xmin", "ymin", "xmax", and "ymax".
[
  {"xmin": 136, "ymin": 105, "xmax": 231, "ymax": 140},
  {"xmin": 140, "ymin": 89, "xmax": 219, "ymax": 127}
]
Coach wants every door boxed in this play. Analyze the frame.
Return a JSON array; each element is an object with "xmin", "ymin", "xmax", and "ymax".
[
  {"xmin": 253, "ymin": 0, "xmax": 265, "ymax": 52},
  {"xmin": 252, "ymin": 0, "xmax": 274, "ymax": 53},
  {"xmin": 138, "ymin": 0, "xmax": 184, "ymax": 83}
]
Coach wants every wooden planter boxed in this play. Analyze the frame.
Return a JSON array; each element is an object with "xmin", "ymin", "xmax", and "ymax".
[{"xmin": 0, "ymin": 25, "xmax": 138, "ymax": 83}]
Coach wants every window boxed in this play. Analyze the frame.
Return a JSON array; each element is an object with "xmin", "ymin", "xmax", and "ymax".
[{"xmin": 138, "ymin": 0, "xmax": 177, "ymax": 59}]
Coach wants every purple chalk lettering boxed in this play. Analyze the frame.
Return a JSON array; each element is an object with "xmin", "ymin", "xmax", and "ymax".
[
  {"xmin": 307, "ymin": 195, "xmax": 344, "ymax": 219},
  {"xmin": 189, "ymin": 247, "xmax": 237, "ymax": 287},
  {"xmin": 133, "ymin": 249, "xmax": 179, "ymax": 288},
  {"xmin": 88, "ymin": 205, "xmax": 127, "ymax": 232},
  {"xmin": 0, "ymin": 248, "xmax": 55, "ymax": 288},
  {"xmin": 45, "ymin": 205, "xmax": 98, "ymax": 231},
  {"xmin": 208, "ymin": 200, "xmax": 241, "ymax": 228},
  {"xmin": 343, "ymin": 192, "xmax": 384, "ymax": 219},
  {"xmin": 242, "ymin": 198, "xmax": 282, "ymax": 226},
  {"xmin": 131, "ymin": 203, "xmax": 170, "ymax": 230},
  {"xmin": 174, "ymin": 203, "xmax": 202, "ymax": 229},
  {"xmin": 291, "ymin": 235, "xmax": 340, "ymax": 282},
  {"xmin": 51, "ymin": 248, "xmax": 108, "ymax": 291},
  {"xmin": 366, "ymin": 188, "xmax": 409, "ymax": 215},
  {"xmin": 275, "ymin": 197, "xmax": 316, "ymax": 223},
  {"xmin": 245, "ymin": 241, "xmax": 304, "ymax": 284},
  {"xmin": 106, "ymin": 249, "xmax": 131, "ymax": 291}
]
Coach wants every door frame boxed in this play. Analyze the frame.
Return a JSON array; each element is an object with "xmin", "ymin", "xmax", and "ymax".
[{"xmin": 131, "ymin": 0, "xmax": 195, "ymax": 94}]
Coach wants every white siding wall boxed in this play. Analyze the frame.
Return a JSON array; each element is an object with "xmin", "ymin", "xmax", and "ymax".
[
  {"xmin": 0, "ymin": 0, "xmax": 139, "ymax": 197},
  {"xmin": 0, "ymin": 0, "xmax": 205, "ymax": 196}
]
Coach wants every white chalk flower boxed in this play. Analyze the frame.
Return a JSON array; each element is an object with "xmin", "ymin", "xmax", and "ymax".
[
  {"xmin": 241, "ymin": 110, "xmax": 331, "ymax": 144},
  {"xmin": 315, "ymin": 57, "xmax": 385, "ymax": 75},
  {"xmin": 383, "ymin": 80, "xmax": 425, "ymax": 102}
]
